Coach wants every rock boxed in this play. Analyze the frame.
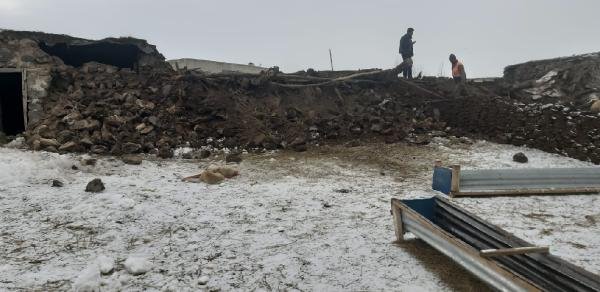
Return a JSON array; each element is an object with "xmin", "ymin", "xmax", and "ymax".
[
  {"xmin": 344, "ymin": 140, "xmax": 360, "ymax": 147},
  {"xmin": 0, "ymin": 132, "xmax": 7, "ymax": 145},
  {"xmin": 105, "ymin": 115, "xmax": 126, "ymax": 127},
  {"xmin": 591, "ymin": 100, "xmax": 600, "ymax": 113},
  {"xmin": 225, "ymin": 152, "xmax": 242, "ymax": 163},
  {"xmin": 97, "ymin": 255, "xmax": 114, "ymax": 275},
  {"xmin": 122, "ymin": 154, "xmax": 143, "ymax": 165},
  {"xmin": 199, "ymin": 149, "xmax": 211, "ymax": 159},
  {"xmin": 122, "ymin": 142, "xmax": 142, "ymax": 154},
  {"xmin": 135, "ymin": 123, "xmax": 154, "ymax": 135},
  {"xmin": 198, "ymin": 276, "xmax": 210, "ymax": 285},
  {"xmin": 83, "ymin": 158, "xmax": 97, "ymax": 166},
  {"xmin": 44, "ymin": 146, "xmax": 58, "ymax": 153},
  {"xmin": 289, "ymin": 137, "xmax": 307, "ymax": 152},
  {"xmin": 39, "ymin": 138, "xmax": 60, "ymax": 148},
  {"xmin": 158, "ymin": 147, "xmax": 174, "ymax": 159},
  {"xmin": 51, "ymin": 179, "xmax": 63, "ymax": 187},
  {"xmin": 90, "ymin": 145, "xmax": 108, "ymax": 154},
  {"xmin": 71, "ymin": 119, "xmax": 101, "ymax": 131},
  {"xmin": 135, "ymin": 99, "xmax": 155, "ymax": 110},
  {"xmin": 85, "ymin": 178, "xmax": 105, "ymax": 193},
  {"xmin": 200, "ymin": 170, "xmax": 225, "ymax": 184},
  {"xmin": 513, "ymin": 152, "xmax": 529, "ymax": 163},
  {"xmin": 59, "ymin": 141, "xmax": 78, "ymax": 152},
  {"xmin": 124, "ymin": 256, "xmax": 152, "ymax": 276},
  {"xmin": 147, "ymin": 116, "xmax": 159, "ymax": 126}
]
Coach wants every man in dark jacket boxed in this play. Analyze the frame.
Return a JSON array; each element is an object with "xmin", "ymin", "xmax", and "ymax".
[{"xmin": 399, "ymin": 27, "xmax": 415, "ymax": 79}]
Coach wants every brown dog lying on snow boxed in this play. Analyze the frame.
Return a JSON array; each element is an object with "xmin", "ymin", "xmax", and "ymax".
[{"xmin": 182, "ymin": 165, "xmax": 239, "ymax": 184}]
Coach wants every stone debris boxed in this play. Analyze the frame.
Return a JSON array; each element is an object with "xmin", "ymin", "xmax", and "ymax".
[
  {"xmin": 85, "ymin": 178, "xmax": 105, "ymax": 193},
  {"xmin": 51, "ymin": 179, "xmax": 64, "ymax": 187},
  {"xmin": 122, "ymin": 154, "xmax": 143, "ymax": 165},
  {"xmin": 225, "ymin": 152, "xmax": 243, "ymax": 163},
  {"xmin": 513, "ymin": 152, "xmax": 529, "ymax": 163},
  {"xmin": 198, "ymin": 275, "xmax": 210, "ymax": 285}
]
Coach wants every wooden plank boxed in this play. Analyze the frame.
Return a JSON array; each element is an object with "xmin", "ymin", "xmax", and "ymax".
[
  {"xmin": 480, "ymin": 247, "xmax": 550, "ymax": 258},
  {"xmin": 450, "ymin": 165, "xmax": 461, "ymax": 194},
  {"xmin": 391, "ymin": 203, "xmax": 404, "ymax": 242}
]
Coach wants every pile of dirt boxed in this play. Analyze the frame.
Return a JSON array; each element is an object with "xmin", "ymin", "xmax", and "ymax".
[
  {"xmin": 502, "ymin": 52, "xmax": 600, "ymax": 110},
  {"xmin": 435, "ymin": 94, "xmax": 600, "ymax": 163},
  {"xmin": 24, "ymin": 62, "xmax": 446, "ymax": 155}
]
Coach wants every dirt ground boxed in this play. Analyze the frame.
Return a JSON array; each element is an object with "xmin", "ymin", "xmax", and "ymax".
[{"xmin": 1, "ymin": 138, "xmax": 598, "ymax": 291}]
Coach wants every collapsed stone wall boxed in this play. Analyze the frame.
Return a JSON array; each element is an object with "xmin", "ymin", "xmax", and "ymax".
[
  {"xmin": 435, "ymin": 94, "xmax": 600, "ymax": 163},
  {"xmin": 25, "ymin": 62, "xmax": 445, "ymax": 156}
]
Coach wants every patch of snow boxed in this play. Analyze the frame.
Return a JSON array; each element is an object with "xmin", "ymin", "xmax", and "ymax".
[
  {"xmin": 72, "ymin": 263, "xmax": 100, "ymax": 292},
  {"xmin": 96, "ymin": 255, "xmax": 114, "ymax": 275},
  {"xmin": 1, "ymin": 141, "xmax": 598, "ymax": 291},
  {"xmin": 124, "ymin": 256, "xmax": 153, "ymax": 275}
]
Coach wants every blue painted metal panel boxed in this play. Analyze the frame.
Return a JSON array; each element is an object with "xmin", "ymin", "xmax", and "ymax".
[
  {"xmin": 432, "ymin": 166, "xmax": 452, "ymax": 195},
  {"xmin": 401, "ymin": 197, "xmax": 435, "ymax": 221}
]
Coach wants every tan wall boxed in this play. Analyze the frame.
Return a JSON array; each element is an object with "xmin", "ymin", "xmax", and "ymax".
[{"xmin": 168, "ymin": 58, "xmax": 267, "ymax": 74}]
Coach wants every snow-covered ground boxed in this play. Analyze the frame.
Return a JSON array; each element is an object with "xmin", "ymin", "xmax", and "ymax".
[{"xmin": 0, "ymin": 139, "xmax": 598, "ymax": 291}]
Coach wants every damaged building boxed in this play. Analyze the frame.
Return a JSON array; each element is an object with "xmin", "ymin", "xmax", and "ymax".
[
  {"xmin": 0, "ymin": 29, "xmax": 599, "ymax": 166},
  {"xmin": 0, "ymin": 30, "xmax": 168, "ymax": 136}
]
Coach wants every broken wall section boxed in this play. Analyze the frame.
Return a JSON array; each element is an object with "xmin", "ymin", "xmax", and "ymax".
[
  {"xmin": 0, "ymin": 36, "xmax": 55, "ymax": 127},
  {"xmin": 435, "ymin": 95, "xmax": 600, "ymax": 164},
  {"xmin": 503, "ymin": 52, "xmax": 600, "ymax": 109}
]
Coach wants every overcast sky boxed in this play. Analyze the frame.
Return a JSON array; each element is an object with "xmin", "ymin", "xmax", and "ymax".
[{"xmin": 1, "ymin": 0, "xmax": 600, "ymax": 77}]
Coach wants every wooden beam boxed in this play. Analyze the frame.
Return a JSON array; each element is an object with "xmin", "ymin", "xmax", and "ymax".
[
  {"xmin": 480, "ymin": 246, "xmax": 549, "ymax": 258},
  {"xmin": 450, "ymin": 165, "xmax": 461, "ymax": 195},
  {"xmin": 391, "ymin": 203, "xmax": 404, "ymax": 242}
]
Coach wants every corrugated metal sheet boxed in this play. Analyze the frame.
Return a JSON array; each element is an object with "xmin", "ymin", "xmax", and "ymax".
[
  {"xmin": 392, "ymin": 196, "xmax": 600, "ymax": 291},
  {"xmin": 460, "ymin": 168, "xmax": 600, "ymax": 192}
]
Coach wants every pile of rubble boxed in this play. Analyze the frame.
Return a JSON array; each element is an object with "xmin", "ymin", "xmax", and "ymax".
[
  {"xmin": 502, "ymin": 52, "xmax": 600, "ymax": 110},
  {"xmin": 24, "ymin": 61, "xmax": 445, "ymax": 156}
]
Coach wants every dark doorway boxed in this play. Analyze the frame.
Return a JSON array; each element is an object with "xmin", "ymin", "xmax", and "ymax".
[
  {"xmin": 39, "ymin": 42, "xmax": 141, "ymax": 69},
  {"xmin": 0, "ymin": 72, "xmax": 25, "ymax": 135}
]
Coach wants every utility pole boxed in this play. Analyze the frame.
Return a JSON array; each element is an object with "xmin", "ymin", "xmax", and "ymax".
[{"xmin": 329, "ymin": 49, "xmax": 334, "ymax": 71}]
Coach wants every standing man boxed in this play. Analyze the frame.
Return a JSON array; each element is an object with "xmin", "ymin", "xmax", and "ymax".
[
  {"xmin": 449, "ymin": 54, "xmax": 466, "ymax": 83},
  {"xmin": 449, "ymin": 54, "xmax": 468, "ymax": 96},
  {"xmin": 399, "ymin": 27, "xmax": 416, "ymax": 79}
]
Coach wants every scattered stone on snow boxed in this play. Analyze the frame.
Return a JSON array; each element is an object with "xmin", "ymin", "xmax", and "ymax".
[
  {"xmin": 85, "ymin": 178, "xmax": 105, "ymax": 193},
  {"xmin": 225, "ymin": 152, "xmax": 242, "ymax": 163},
  {"xmin": 158, "ymin": 147, "xmax": 174, "ymax": 159},
  {"xmin": 199, "ymin": 149, "xmax": 211, "ymax": 159},
  {"xmin": 513, "ymin": 152, "xmax": 529, "ymax": 163},
  {"xmin": 51, "ymin": 179, "xmax": 63, "ymax": 187},
  {"xmin": 198, "ymin": 275, "xmax": 210, "ymax": 285},
  {"xmin": 82, "ymin": 158, "xmax": 97, "ymax": 166},
  {"xmin": 122, "ymin": 154, "xmax": 143, "ymax": 165}
]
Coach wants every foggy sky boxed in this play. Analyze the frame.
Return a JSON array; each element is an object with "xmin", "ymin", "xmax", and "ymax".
[{"xmin": 1, "ymin": 0, "xmax": 600, "ymax": 77}]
